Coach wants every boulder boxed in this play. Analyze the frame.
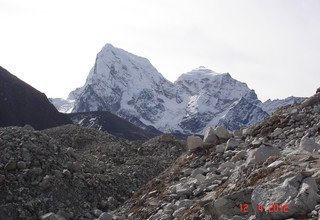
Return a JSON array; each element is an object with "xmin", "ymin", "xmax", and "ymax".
[
  {"xmin": 246, "ymin": 145, "xmax": 280, "ymax": 166},
  {"xmin": 203, "ymin": 127, "xmax": 219, "ymax": 144},
  {"xmin": 225, "ymin": 138, "xmax": 240, "ymax": 151},
  {"xmin": 213, "ymin": 188, "xmax": 254, "ymax": 218},
  {"xmin": 233, "ymin": 129, "xmax": 243, "ymax": 138},
  {"xmin": 41, "ymin": 213, "xmax": 66, "ymax": 220},
  {"xmin": 4, "ymin": 161, "xmax": 16, "ymax": 171},
  {"xmin": 299, "ymin": 134, "xmax": 320, "ymax": 152},
  {"xmin": 214, "ymin": 126, "xmax": 232, "ymax": 140},
  {"xmin": 271, "ymin": 128, "xmax": 283, "ymax": 137},
  {"xmin": 187, "ymin": 135, "xmax": 204, "ymax": 151},
  {"xmin": 215, "ymin": 144, "xmax": 226, "ymax": 153},
  {"xmin": 301, "ymin": 93, "xmax": 320, "ymax": 108},
  {"xmin": 98, "ymin": 212, "xmax": 113, "ymax": 220},
  {"xmin": 252, "ymin": 175, "xmax": 320, "ymax": 219}
]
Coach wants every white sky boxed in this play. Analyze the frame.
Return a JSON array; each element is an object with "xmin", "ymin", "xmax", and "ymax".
[{"xmin": 0, "ymin": 0, "xmax": 319, "ymax": 101}]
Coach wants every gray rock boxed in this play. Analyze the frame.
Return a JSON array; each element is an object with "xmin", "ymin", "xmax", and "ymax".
[
  {"xmin": 175, "ymin": 183, "xmax": 193, "ymax": 197},
  {"xmin": 68, "ymin": 162, "xmax": 81, "ymax": 172},
  {"xmin": 23, "ymin": 124, "xmax": 35, "ymax": 131},
  {"xmin": 231, "ymin": 150, "xmax": 246, "ymax": 162},
  {"xmin": 187, "ymin": 135, "xmax": 204, "ymax": 151},
  {"xmin": 174, "ymin": 199, "xmax": 193, "ymax": 209},
  {"xmin": 41, "ymin": 212, "xmax": 66, "ymax": 220},
  {"xmin": 203, "ymin": 127, "xmax": 219, "ymax": 144},
  {"xmin": 0, "ymin": 174, "xmax": 5, "ymax": 184},
  {"xmin": 5, "ymin": 161, "xmax": 16, "ymax": 171},
  {"xmin": 233, "ymin": 130, "xmax": 243, "ymax": 138},
  {"xmin": 17, "ymin": 161, "xmax": 27, "ymax": 170},
  {"xmin": 214, "ymin": 126, "xmax": 232, "ymax": 140},
  {"xmin": 172, "ymin": 207, "xmax": 187, "ymax": 218},
  {"xmin": 215, "ymin": 144, "xmax": 226, "ymax": 153},
  {"xmin": 251, "ymin": 137, "xmax": 263, "ymax": 147},
  {"xmin": 213, "ymin": 188, "xmax": 254, "ymax": 218},
  {"xmin": 191, "ymin": 167, "xmax": 207, "ymax": 177},
  {"xmin": 92, "ymin": 208, "xmax": 103, "ymax": 217},
  {"xmin": 299, "ymin": 134, "xmax": 320, "ymax": 152},
  {"xmin": 194, "ymin": 174, "xmax": 206, "ymax": 183},
  {"xmin": 246, "ymin": 145, "xmax": 280, "ymax": 166},
  {"xmin": 66, "ymin": 147, "xmax": 76, "ymax": 157},
  {"xmin": 242, "ymin": 128, "xmax": 253, "ymax": 136},
  {"xmin": 272, "ymin": 128, "xmax": 283, "ymax": 137},
  {"xmin": 218, "ymin": 161, "xmax": 236, "ymax": 171},
  {"xmin": 252, "ymin": 175, "xmax": 320, "ymax": 219},
  {"xmin": 225, "ymin": 138, "xmax": 240, "ymax": 151},
  {"xmin": 98, "ymin": 212, "xmax": 113, "ymax": 220}
]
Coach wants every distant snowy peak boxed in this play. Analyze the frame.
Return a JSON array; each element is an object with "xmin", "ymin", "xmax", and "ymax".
[
  {"xmin": 49, "ymin": 98, "xmax": 74, "ymax": 113},
  {"xmin": 259, "ymin": 96, "xmax": 306, "ymax": 115},
  {"xmin": 69, "ymin": 43, "xmax": 179, "ymax": 129},
  {"xmin": 50, "ymin": 43, "xmax": 306, "ymax": 134},
  {"xmin": 175, "ymin": 67, "xmax": 259, "ymax": 106},
  {"xmin": 176, "ymin": 66, "xmax": 220, "ymax": 80}
]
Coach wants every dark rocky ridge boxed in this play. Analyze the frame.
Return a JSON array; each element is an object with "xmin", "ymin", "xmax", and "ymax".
[
  {"xmin": 0, "ymin": 66, "xmax": 71, "ymax": 130},
  {"xmin": 68, "ymin": 111, "xmax": 162, "ymax": 141},
  {"xmin": 0, "ymin": 124, "xmax": 186, "ymax": 219}
]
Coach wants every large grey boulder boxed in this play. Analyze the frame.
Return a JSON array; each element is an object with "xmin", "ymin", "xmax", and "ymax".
[
  {"xmin": 246, "ymin": 145, "xmax": 280, "ymax": 166},
  {"xmin": 299, "ymin": 134, "xmax": 320, "ymax": 152},
  {"xmin": 251, "ymin": 174, "xmax": 320, "ymax": 219},
  {"xmin": 214, "ymin": 126, "xmax": 232, "ymax": 140},
  {"xmin": 203, "ymin": 127, "xmax": 219, "ymax": 144},
  {"xmin": 187, "ymin": 135, "xmax": 204, "ymax": 151},
  {"xmin": 98, "ymin": 212, "xmax": 113, "ymax": 220},
  {"xmin": 213, "ymin": 188, "xmax": 254, "ymax": 218},
  {"xmin": 225, "ymin": 138, "xmax": 240, "ymax": 151}
]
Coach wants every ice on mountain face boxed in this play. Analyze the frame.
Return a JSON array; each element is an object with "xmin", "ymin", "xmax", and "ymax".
[
  {"xmin": 60, "ymin": 44, "xmax": 302, "ymax": 134},
  {"xmin": 259, "ymin": 96, "xmax": 306, "ymax": 115},
  {"xmin": 68, "ymin": 43, "xmax": 182, "ymax": 130},
  {"xmin": 174, "ymin": 67, "xmax": 264, "ymax": 133},
  {"xmin": 49, "ymin": 98, "xmax": 74, "ymax": 113}
]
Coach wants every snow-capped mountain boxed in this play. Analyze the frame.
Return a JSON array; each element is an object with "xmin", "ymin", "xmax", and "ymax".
[
  {"xmin": 49, "ymin": 98, "xmax": 74, "ymax": 113},
  {"xmin": 174, "ymin": 67, "xmax": 266, "ymax": 132},
  {"xmin": 51, "ymin": 44, "xmax": 304, "ymax": 133},
  {"xmin": 68, "ymin": 44, "xmax": 183, "ymax": 132}
]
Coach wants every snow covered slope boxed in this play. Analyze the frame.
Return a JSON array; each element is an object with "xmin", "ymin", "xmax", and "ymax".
[
  {"xmin": 259, "ymin": 96, "xmax": 305, "ymax": 115},
  {"xmin": 50, "ymin": 44, "xmax": 305, "ymax": 134},
  {"xmin": 68, "ymin": 44, "xmax": 183, "ymax": 132},
  {"xmin": 174, "ymin": 67, "xmax": 266, "ymax": 132},
  {"xmin": 49, "ymin": 98, "xmax": 74, "ymax": 113}
]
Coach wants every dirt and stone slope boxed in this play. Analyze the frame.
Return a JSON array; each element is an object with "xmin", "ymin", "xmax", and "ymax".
[
  {"xmin": 113, "ymin": 91, "xmax": 320, "ymax": 220},
  {"xmin": 0, "ymin": 124, "xmax": 185, "ymax": 219}
]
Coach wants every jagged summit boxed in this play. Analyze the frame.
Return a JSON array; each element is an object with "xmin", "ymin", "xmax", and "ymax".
[{"xmin": 51, "ymin": 44, "xmax": 305, "ymax": 133}]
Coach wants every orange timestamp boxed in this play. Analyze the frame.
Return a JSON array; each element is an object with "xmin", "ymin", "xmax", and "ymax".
[{"xmin": 240, "ymin": 203, "xmax": 289, "ymax": 213}]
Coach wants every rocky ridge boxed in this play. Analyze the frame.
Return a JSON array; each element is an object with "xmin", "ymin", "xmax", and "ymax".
[
  {"xmin": 113, "ymin": 91, "xmax": 320, "ymax": 220},
  {"xmin": 0, "ymin": 124, "xmax": 186, "ymax": 219},
  {"xmin": 0, "ymin": 66, "xmax": 71, "ymax": 130}
]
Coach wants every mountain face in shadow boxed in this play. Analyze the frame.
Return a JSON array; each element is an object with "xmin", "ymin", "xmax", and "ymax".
[
  {"xmin": 0, "ymin": 66, "xmax": 71, "ymax": 129},
  {"xmin": 68, "ymin": 111, "xmax": 162, "ymax": 141}
]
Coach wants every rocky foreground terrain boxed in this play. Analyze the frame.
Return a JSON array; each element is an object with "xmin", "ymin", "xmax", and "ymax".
[
  {"xmin": 1, "ymin": 88, "xmax": 319, "ymax": 220},
  {"xmin": 112, "ymin": 92, "xmax": 320, "ymax": 220},
  {"xmin": 0, "ymin": 125, "xmax": 185, "ymax": 219}
]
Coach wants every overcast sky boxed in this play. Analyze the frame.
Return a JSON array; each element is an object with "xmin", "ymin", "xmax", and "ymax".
[{"xmin": 1, "ymin": 0, "xmax": 319, "ymax": 101}]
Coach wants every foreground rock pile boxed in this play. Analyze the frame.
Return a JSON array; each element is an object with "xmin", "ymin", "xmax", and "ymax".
[
  {"xmin": 113, "ymin": 92, "xmax": 320, "ymax": 219},
  {"xmin": 0, "ymin": 125, "xmax": 185, "ymax": 219}
]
